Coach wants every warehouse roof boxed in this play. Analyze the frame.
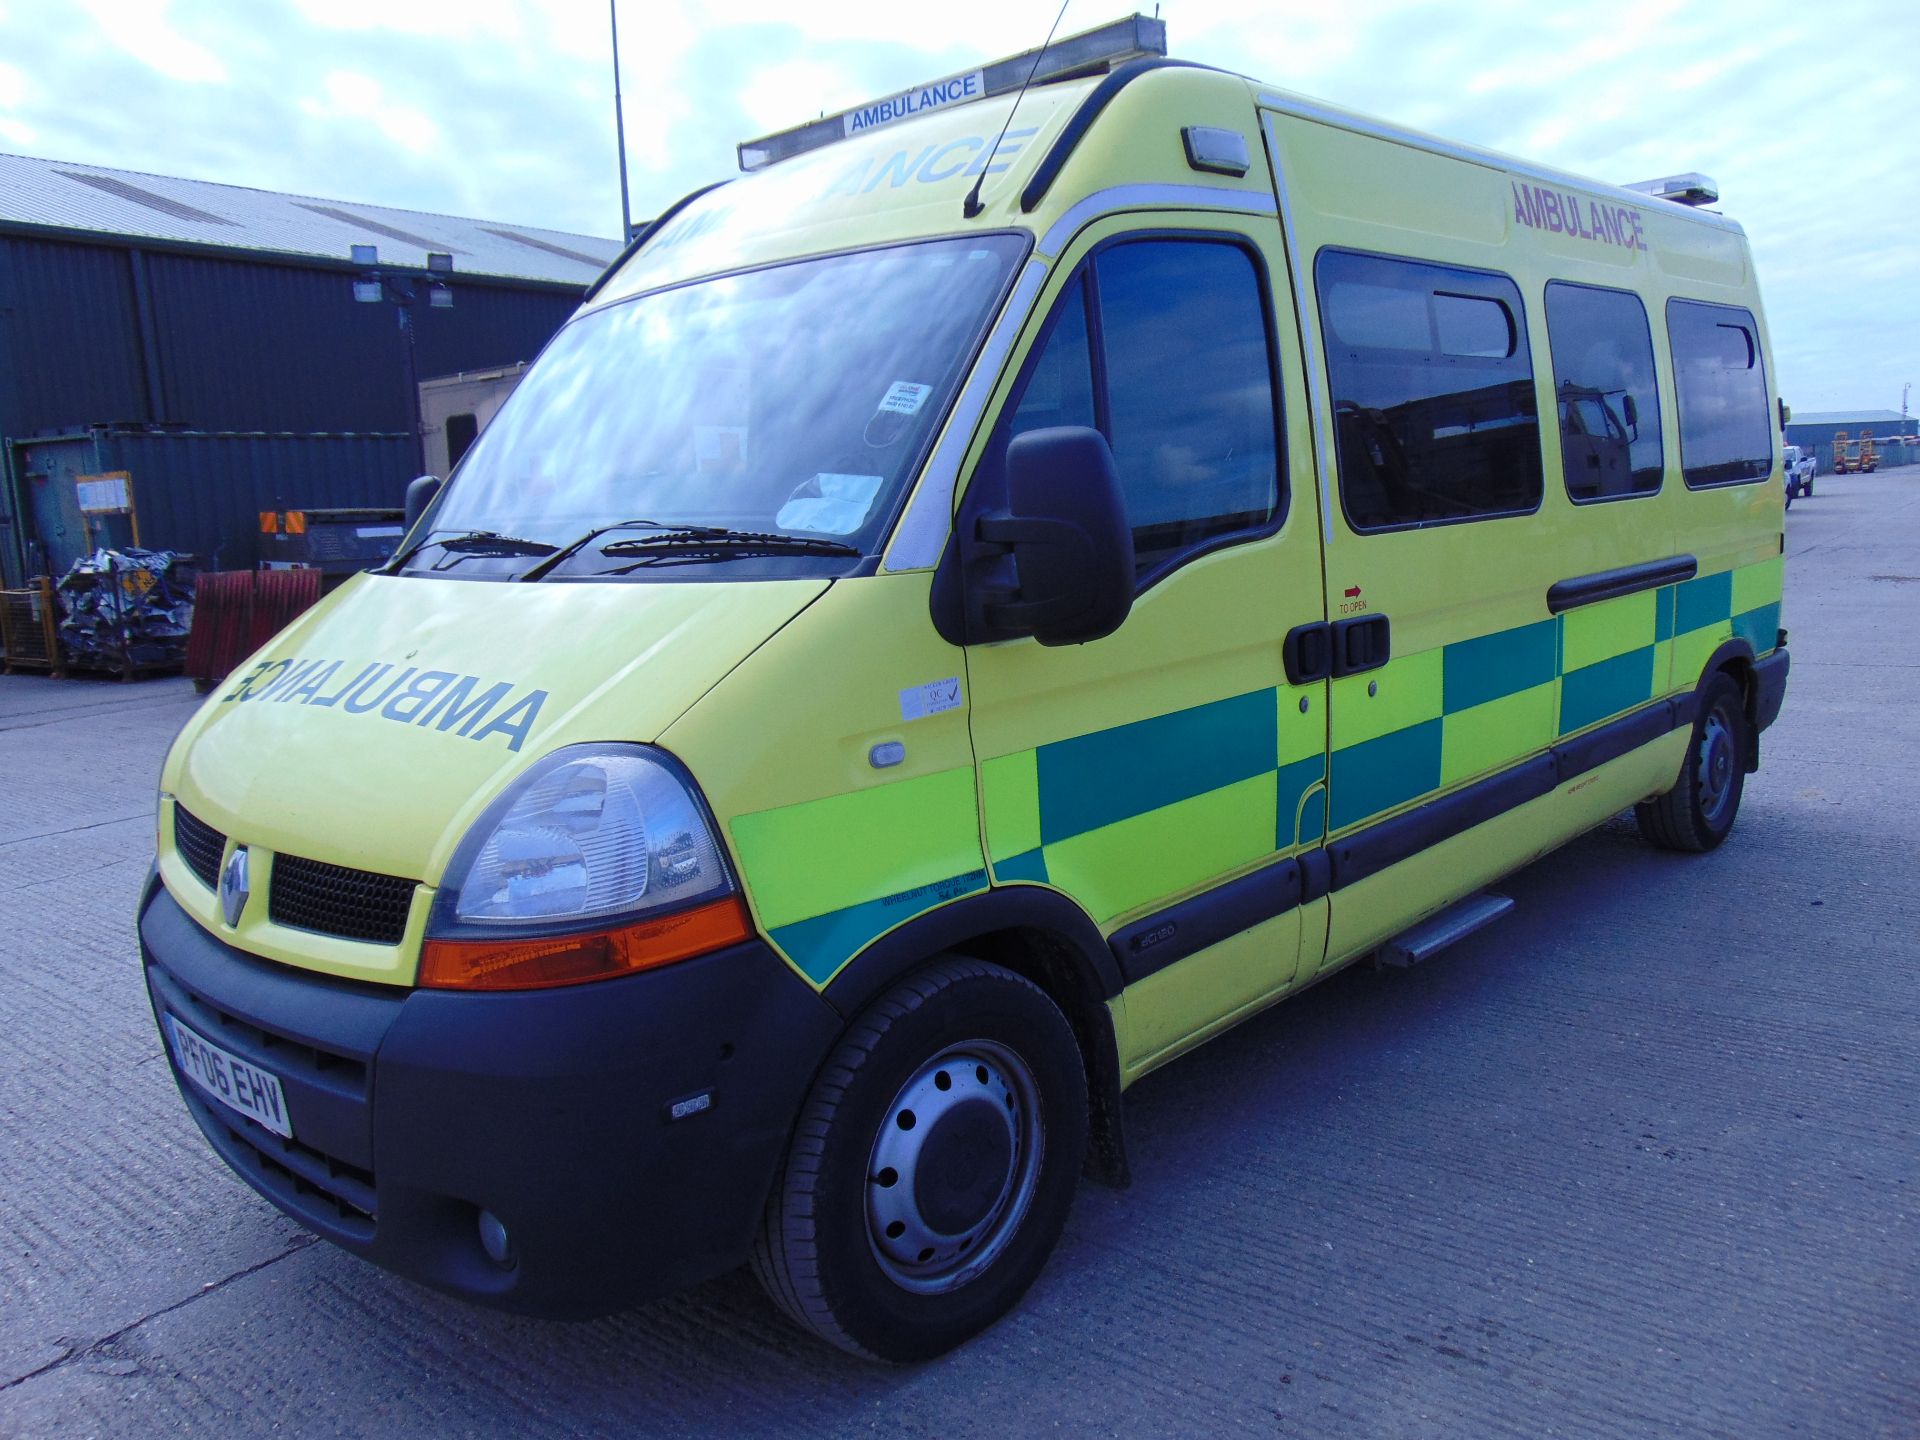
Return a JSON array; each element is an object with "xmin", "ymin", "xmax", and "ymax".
[
  {"xmin": 0, "ymin": 151, "xmax": 622, "ymax": 286},
  {"xmin": 1789, "ymin": 410, "xmax": 1911, "ymax": 427}
]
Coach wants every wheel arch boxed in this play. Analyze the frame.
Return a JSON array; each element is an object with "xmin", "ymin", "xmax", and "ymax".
[
  {"xmin": 822, "ymin": 885, "xmax": 1132, "ymax": 1187},
  {"xmin": 1697, "ymin": 635, "xmax": 1762, "ymax": 771}
]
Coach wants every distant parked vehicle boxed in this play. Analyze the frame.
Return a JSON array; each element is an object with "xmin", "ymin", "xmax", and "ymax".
[
  {"xmin": 1833, "ymin": 430, "xmax": 1879, "ymax": 474},
  {"xmin": 1784, "ymin": 444, "xmax": 1816, "ymax": 506}
]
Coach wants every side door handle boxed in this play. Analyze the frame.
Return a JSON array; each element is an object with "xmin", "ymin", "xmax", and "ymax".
[
  {"xmin": 1285, "ymin": 615, "xmax": 1392, "ymax": 683},
  {"xmin": 1283, "ymin": 621, "xmax": 1332, "ymax": 685},
  {"xmin": 1330, "ymin": 614, "xmax": 1391, "ymax": 676}
]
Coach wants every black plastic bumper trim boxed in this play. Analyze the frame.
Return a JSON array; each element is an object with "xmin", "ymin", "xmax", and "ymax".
[
  {"xmin": 1110, "ymin": 856, "xmax": 1303, "ymax": 983},
  {"xmin": 1104, "ymin": 695, "xmax": 1697, "ymax": 978},
  {"xmin": 1554, "ymin": 699, "xmax": 1680, "ymax": 785},
  {"xmin": 1328, "ymin": 753, "xmax": 1561, "ymax": 891},
  {"xmin": 139, "ymin": 884, "xmax": 842, "ymax": 1319},
  {"xmin": 1752, "ymin": 647, "xmax": 1790, "ymax": 733}
]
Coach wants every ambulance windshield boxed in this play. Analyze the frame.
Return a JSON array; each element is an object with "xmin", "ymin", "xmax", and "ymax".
[{"xmin": 406, "ymin": 234, "xmax": 1025, "ymax": 577}]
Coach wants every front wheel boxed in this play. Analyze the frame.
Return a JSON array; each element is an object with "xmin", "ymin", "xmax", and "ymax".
[
  {"xmin": 1635, "ymin": 672, "xmax": 1750, "ymax": 852},
  {"xmin": 753, "ymin": 958, "xmax": 1088, "ymax": 1362}
]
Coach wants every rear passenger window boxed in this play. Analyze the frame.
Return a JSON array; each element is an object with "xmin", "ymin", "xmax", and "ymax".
[
  {"xmin": 1544, "ymin": 282, "xmax": 1663, "ymax": 502},
  {"xmin": 1008, "ymin": 238, "xmax": 1282, "ymax": 581},
  {"xmin": 1316, "ymin": 250, "xmax": 1543, "ymax": 532},
  {"xmin": 1667, "ymin": 299, "xmax": 1770, "ymax": 487}
]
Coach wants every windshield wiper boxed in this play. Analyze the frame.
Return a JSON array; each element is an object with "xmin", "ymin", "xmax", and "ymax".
[
  {"xmin": 516, "ymin": 519, "xmax": 727, "ymax": 582},
  {"xmin": 389, "ymin": 529, "xmax": 557, "ymax": 572},
  {"xmin": 594, "ymin": 528, "xmax": 861, "ymax": 575}
]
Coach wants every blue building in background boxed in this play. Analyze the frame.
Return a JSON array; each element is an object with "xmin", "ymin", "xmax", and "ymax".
[
  {"xmin": 0, "ymin": 152, "xmax": 620, "ymax": 583},
  {"xmin": 1785, "ymin": 410, "xmax": 1920, "ymax": 475}
]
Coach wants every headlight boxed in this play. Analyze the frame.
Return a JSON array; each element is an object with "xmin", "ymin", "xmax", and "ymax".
[{"xmin": 423, "ymin": 745, "xmax": 750, "ymax": 990}]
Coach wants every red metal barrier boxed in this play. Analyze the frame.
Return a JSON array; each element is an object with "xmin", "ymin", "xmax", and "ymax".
[{"xmin": 184, "ymin": 569, "xmax": 322, "ymax": 691}]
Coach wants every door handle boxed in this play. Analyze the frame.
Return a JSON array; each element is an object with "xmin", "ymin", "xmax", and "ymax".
[
  {"xmin": 1283, "ymin": 621, "xmax": 1332, "ymax": 685},
  {"xmin": 1331, "ymin": 614, "xmax": 1391, "ymax": 676},
  {"xmin": 1285, "ymin": 615, "xmax": 1391, "ymax": 685}
]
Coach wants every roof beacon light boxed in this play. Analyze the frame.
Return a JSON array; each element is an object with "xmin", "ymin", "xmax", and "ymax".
[
  {"xmin": 736, "ymin": 13, "xmax": 1167, "ymax": 173},
  {"xmin": 1621, "ymin": 172, "xmax": 1720, "ymax": 208}
]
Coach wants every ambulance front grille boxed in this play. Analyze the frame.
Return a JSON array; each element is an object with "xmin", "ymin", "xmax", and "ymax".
[
  {"xmin": 269, "ymin": 854, "xmax": 416, "ymax": 946},
  {"xmin": 173, "ymin": 805, "xmax": 226, "ymax": 890}
]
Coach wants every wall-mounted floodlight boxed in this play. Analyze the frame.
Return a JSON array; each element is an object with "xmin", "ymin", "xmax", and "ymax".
[
  {"xmin": 351, "ymin": 244, "xmax": 380, "ymax": 266},
  {"xmin": 428, "ymin": 286, "xmax": 453, "ymax": 309},
  {"xmin": 427, "ymin": 252, "xmax": 453, "ymax": 274},
  {"xmin": 352, "ymin": 278, "xmax": 384, "ymax": 303}
]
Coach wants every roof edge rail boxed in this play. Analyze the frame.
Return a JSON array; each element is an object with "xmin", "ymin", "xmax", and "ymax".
[
  {"xmin": 582, "ymin": 179, "xmax": 732, "ymax": 302},
  {"xmin": 1019, "ymin": 59, "xmax": 1211, "ymax": 214}
]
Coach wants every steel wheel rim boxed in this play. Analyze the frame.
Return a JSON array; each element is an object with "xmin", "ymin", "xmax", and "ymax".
[
  {"xmin": 1697, "ymin": 706, "xmax": 1737, "ymax": 827},
  {"xmin": 864, "ymin": 1039, "xmax": 1045, "ymax": 1296}
]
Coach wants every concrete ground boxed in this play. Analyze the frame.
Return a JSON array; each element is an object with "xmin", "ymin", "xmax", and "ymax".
[{"xmin": 1, "ymin": 470, "xmax": 1915, "ymax": 1439}]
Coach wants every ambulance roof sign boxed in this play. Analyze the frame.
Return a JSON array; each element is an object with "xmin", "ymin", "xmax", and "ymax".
[{"xmin": 736, "ymin": 13, "xmax": 1168, "ymax": 173}]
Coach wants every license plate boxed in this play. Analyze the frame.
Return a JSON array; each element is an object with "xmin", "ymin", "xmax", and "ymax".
[{"xmin": 164, "ymin": 1014, "xmax": 294, "ymax": 1139}]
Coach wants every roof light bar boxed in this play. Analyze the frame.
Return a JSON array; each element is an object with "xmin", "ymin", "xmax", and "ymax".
[
  {"xmin": 1621, "ymin": 172, "xmax": 1720, "ymax": 207},
  {"xmin": 736, "ymin": 12, "xmax": 1168, "ymax": 173}
]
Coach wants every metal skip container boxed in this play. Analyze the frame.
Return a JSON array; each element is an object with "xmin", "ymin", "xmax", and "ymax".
[{"xmin": 2, "ymin": 426, "xmax": 413, "ymax": 585}]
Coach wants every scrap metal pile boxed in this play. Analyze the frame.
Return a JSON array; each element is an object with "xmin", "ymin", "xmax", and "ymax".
[{"xmin": 55, "ymin": 548, "xmax": 195, "ymax": 674}]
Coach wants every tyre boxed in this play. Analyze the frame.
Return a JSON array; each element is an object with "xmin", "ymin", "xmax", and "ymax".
[
  {"xmin": 753, "ymin": 957, "xmax": 1088, "ymax": 1362},
  {"xmin": 1635, "ymin": 672, "xmax": 1749, "ymax": 852},
  {"xmin": 1805, "ymin": 478, "xmax": 1814, "ymax": 496}
]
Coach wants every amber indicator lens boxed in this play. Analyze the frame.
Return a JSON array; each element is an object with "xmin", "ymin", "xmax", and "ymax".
[{"xmin": 420, "ymin": 896, "xmax": 752, "ymax": 991}]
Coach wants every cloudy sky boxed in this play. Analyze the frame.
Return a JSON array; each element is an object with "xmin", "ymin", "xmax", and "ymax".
[{"xmin": 0, "ymin": 0, "xmax": 1912, "ymax": 412}]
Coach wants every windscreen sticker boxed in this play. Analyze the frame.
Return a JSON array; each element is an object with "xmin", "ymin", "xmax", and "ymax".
[
  {"xmin": 899, "ymin": 677, "xmax": 963, "ymax": 722},
  {"xmin": 877, "ymin": 381, "xmax": 932, "ymax": 417},
  {"xmin": 777, "ymin": 472, "xmax": 883, "ymax": 535},
  {"xmin": 694, "ymin": 424, "xmax": 749, "ymax": 473}
]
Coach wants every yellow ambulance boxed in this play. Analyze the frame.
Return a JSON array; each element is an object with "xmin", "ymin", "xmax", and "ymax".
[{"xmin": 141, "ymin": 16, "xmax": 1789, "ymax": 1360}]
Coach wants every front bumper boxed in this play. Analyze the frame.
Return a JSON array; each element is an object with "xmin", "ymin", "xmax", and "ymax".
[{"xmin": 139, "ymin": 876, "xmax": 841, "ymax": 1318}]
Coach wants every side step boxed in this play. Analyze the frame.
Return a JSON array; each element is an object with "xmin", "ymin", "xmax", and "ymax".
[{"xmin": 1376, "ymin": 893, "xmax": 1514, "ymax": 968}]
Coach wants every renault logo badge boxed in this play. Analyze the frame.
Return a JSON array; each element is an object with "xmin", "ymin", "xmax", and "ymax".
[{"xmin": 219, "ymin": 847, "xmax": 251, "ymax": 928}]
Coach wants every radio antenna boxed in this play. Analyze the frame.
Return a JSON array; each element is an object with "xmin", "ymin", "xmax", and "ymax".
[{"xmin": 964, "ymin": 0, "xmax": 1070, "ymax": 219}]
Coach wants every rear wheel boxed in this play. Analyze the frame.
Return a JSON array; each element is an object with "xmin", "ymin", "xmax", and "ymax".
[
  {"xmin": 753, "ymin": 958, "xmax": 1087, "ymax": 1362},
  {"xmin": 1636, "ymin": 672, "xmax": 1749, "ymax": 851}
]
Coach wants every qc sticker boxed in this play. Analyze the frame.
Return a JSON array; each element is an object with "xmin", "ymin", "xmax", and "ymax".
[
  {"xmin": 899, "ymin": 677, "xmax": 963, "ymax": 722},
  {"xmin": 877, "ymin": 381, "xmax": 932, "ymax": 416}
]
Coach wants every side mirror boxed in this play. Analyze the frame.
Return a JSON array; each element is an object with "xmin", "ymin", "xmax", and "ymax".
[
  {"xmin": 1778, "ymin": 397, "xmax": 1792, "ymax": 429},
  {"xmin": 976, "ymin": 427, "xmax": 1133, "ymax": 646},
  {"xmin": 404, "ymin": 474, "xmax": 442, "ymax": 532},
  {"xmin": 1621, "ymin": 393, "xmax": 1638, "ymax": 429}
]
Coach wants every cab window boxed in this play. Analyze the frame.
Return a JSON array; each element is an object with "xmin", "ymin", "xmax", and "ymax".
[
  {"xmin": 1008, "ymin": 237, "xmax": 1282, "ymax": 580},
  {"xmin": 1316, "ymin": 249, "xmax": 1543, "ymax": 532},
  {"xmin": 1667, "ymin": 299, "xmax": 1771, "ymax": 487},
  {"xmin": 1544, "ymin": 281, "xmax": 1663, "ymax": 502}
]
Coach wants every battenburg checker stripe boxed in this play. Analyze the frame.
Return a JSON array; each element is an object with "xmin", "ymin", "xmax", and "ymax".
[{"xmin": 733, "ymin": 557, "xmax": 1780, "ymax": 986}]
